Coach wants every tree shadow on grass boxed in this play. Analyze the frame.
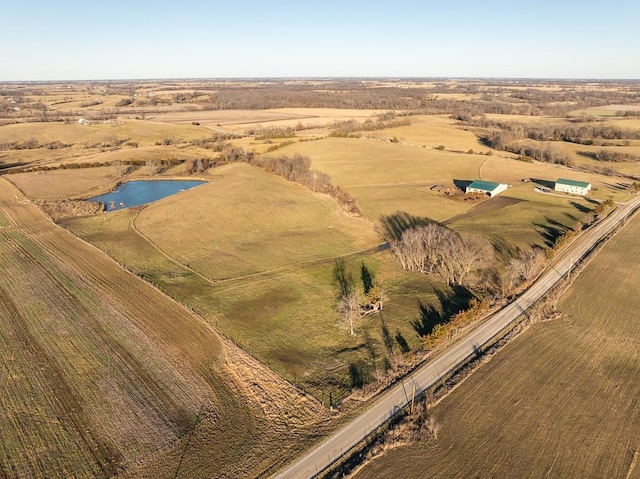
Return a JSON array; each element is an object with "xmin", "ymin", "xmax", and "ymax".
[
  {"xmin": 564, "ymin": 212, "xmax": 579, "ymax": 223},
  {"xmin": 491, "ymin": 236, "xmax": 520, "ymax": 264},
  {"xmin": 0, "ymin": 162, "xmax": 26, "ymax": 171},
  {"xmin": 379, "ymin": 211, "xmax": 437, "ymax": 242},
  {"xmin": 411, "ymin": 285, "xmax": 473, "ymax": 337},
  {"xmin": 570, "ymin": 200, "xmax": 592, "ymax": 214},
  {"xmin": 603, "ymin": 181, "xmax": 630, "ymax": 192},
  {"xmin": 534, "ymin": 217, "xmax": 570, "ymax": 248}
]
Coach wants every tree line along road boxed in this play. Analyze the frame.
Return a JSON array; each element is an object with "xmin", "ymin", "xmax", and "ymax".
[{"xmin": 272, "ymin": 195, "xmax": 640, "ymax": 479}]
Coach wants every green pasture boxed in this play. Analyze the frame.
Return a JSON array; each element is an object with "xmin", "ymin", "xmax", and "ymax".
[{"xmin": 63, "ymin": 163, "xmax": 440, "ymax": 399}]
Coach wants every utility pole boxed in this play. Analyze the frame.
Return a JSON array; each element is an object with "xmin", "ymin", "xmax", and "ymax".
[
  {"xmin": 410, "ymin": 384, "xmax": 416, "ymax": 414},
  {"xmin": 567, "ymin": 257, "xmax": 573, "ymax": 282}
]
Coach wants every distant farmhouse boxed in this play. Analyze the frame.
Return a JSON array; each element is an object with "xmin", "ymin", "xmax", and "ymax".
[
  {"xmin": 555, "ymin": 178, "xmax": 591, "ymax": 195},
  {"xmin": 465, "ymin": 180, "xmax": 508, "ymax": 198}
]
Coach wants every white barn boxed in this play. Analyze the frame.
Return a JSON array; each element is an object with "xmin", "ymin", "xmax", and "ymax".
[
  {"xmin": 555, "ymin": 178, "xmax": 591, "ymax": 195},
  {"xmin": 465, "ymin": 180, "xmax": 508, "ymax": 198}
]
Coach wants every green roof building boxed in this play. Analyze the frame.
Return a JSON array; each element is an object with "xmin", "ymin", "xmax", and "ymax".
[
  {"xmin": 555, "ymin": 178, "xmax": 591, "ymax": 195},
  {"xmin": 465, "ymin": 180, "xmax": 508, "ymax": 197}
]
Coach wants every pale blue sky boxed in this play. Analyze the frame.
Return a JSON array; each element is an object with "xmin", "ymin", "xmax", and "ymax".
[{"xmin": 1, "ymin": 0, "xmax": 638, "ymax": 81}]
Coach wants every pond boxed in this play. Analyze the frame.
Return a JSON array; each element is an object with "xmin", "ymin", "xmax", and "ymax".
[{"xmin": 89, "ymin": 180, "xmax": 206, "ymax": 211}]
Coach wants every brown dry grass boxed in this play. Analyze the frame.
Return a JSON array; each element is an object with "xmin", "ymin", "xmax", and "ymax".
[
  {"xmin": 0, "ymin": 178, "xmax": 327, "ymax": 478},
  {"xmin": 150, "ymin": 108, "xmax": 384, "ymax": 133},
  {"xmin": 58, "ymin": 163, "xmax": 427, "ymax": 400},
  {"xmin": 276, "ymin": 136, "xmax": 621, "ymax": 241},
  {"xmin": 366, "ymin": 115, "xmax": 487, "ymax": 151},
  {"xmin": 354, "ymin": 212, "xmax": 640, "ymax": 479},
  {"xmin": 133, "ymin": 162, "xmax": 378, "ymax": 279},
  {"xmin": 9, "ymin": 166, "xmax": 120, "ymax": 200}
]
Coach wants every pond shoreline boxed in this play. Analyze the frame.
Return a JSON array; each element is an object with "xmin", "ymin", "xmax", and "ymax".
[{"xmin": 89, "ymin": 178, "xmax": 207, "ymax": 212}]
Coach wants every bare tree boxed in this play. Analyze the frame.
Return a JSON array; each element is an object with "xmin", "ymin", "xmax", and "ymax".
[
  {"xmin": 111, "ymin": 160, "xmax": 128, "ymax": 177},
  {"xmin": 334, "ymin": 259, "xmax": 360, "ymax": 335},
  {"xmin": 146, "ymin": 159, "xmax": 162, "ymax": 176},
  {"xmin": 389, "ymin": 224, "xmax": 495, "ymax": 288},
  {"xmin": 501, "ymin": 246, "xmax": 546, "ymax": 296},
  {"xmin": 339, "ymin": 291, "xmax": 360, "ymax": 336}
]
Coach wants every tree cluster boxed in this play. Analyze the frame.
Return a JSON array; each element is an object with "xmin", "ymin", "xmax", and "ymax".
[
  {"xmin": 389, "ymin": 223, "xmax": 494, "ymax": 288},
  {"xmin": 185, "ymin": 158, "xmax": 217, "ymax": 174},
  {"xmin": 333, "ymin": 260, "xmax": 385, "ymax": 336},
  {"xmin": 474, "ymin": 118, "xmax": 640, "ymax": 145},
  {"xmin": 251, "ymin": 153, "xmax": 361, "ymax": 215},
  {"xmin": 579, "ymin": 149, "xmax": 640, "ymax": 162},
  {"xmin": 500, "ymin": 246, "xmax": 546, "ymax": 297},
  {"xmin": 329, "ymin": 115, "xmax": 411, "ymax": 137},
  {"xmin": 244, "ymin": 125, "xmax": 297, "ymax": 139}
]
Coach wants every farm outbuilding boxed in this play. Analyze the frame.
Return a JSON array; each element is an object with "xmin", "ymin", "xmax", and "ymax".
[
  {"xmin": 465, "ymin": 180, "xmax": 508, "ymax": 197},
  {"xmin": 555, "ymin": 178, "xmax": 591, "ymax": 195}
]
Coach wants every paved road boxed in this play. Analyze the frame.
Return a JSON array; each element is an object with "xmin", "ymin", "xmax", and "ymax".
[{"xmin": 273, "ymin": 196, "xmax": 640, "ymax": 479}]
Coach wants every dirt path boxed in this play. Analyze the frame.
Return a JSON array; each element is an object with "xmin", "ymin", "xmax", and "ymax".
[{"xmin": 129, "ymin": 202, "xmax": 385, "ymax": 293}]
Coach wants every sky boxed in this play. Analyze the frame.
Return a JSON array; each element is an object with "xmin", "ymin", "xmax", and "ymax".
[{"xmin": 1, "ymin": 0, "xmax": 639, "ymax": 81}]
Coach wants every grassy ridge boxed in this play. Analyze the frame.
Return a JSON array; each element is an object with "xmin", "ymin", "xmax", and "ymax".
[
  {"xmin": 355, "ymin": 211, "xmax": 640, "ymax": 479},
  {"xmin": 134, "ymin": 162, "xmax": 378, "ymax": 278}
]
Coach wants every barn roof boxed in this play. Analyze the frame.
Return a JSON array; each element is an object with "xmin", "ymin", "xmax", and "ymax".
[
  {"xmin": 467, "ymin": 180, "xmax": 502, "ymax": 191},
  {"xmin": 556, "ymin": 178, "xmax": 591, "ymax": 188}
]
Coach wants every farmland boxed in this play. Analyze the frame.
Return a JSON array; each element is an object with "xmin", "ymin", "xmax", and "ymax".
[
  {"xmin": 60, "ymin": 162, "xmax": 429, "ymax": 397},
  {"xmin": 2, "ymin": 78, "xmax": 640, "ymax": 477},
  {"xmin": 354, "ymin": 210, "xmax": 640, "ymax": 479},
  {"xmin": 0, "ymin": 178, "xmax": 328, "ymax": 478}
]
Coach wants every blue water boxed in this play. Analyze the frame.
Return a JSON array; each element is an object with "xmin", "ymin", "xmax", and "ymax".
[{"xmin": 90, "ymin": 180, "xmax": 206, "ymax": 211}]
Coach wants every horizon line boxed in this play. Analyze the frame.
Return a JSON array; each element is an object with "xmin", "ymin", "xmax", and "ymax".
[{"xmin": 2, "ymin": 76, "xmax": 640, "ymax": 84}]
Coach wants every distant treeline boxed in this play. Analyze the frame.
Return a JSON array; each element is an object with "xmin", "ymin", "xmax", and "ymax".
[
  {"xmin": 473, "ymin": 118, "xmax": 640, "ymax": 145},
  {"xmin": 3, "ymin": 80, "xmax": 640, "ymax": 123},
  {"xmin": 246, "ymin": 152, "xmax": 361, "ymax": 215},
  {"xmin": 329, "ymin": 113, "xmax": 411, "ymax": 137},
  {"xmin": 578, "ymin": 149, "xmax": 640, "ymax": 163}
]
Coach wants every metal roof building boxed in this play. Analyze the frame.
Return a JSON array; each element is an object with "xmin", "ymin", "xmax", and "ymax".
[
  {"xmin": 555, "ymin": 178, "xmax": 591, "ymax": 195},
  {"xmin": 465, "ymin": 180, "xmax": 508, "ymax": 197}
]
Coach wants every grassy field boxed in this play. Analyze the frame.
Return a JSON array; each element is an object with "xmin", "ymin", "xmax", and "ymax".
[
  {"xmin": 6, "ymin": 111, "xmax": 629, "ymax": 399},
  {"xmin": 133, "ymin": 162, "xmax": 377, "ymax": 278},
  {"xmin": 365, "ymin": 115, "xmax": 487, "ymax": 151},
  {"xmin": 61, "ymin": 162, "xmax": 434, "ymax": 399},
  {"xmin": 0, "ymin": 178, "xmax": 328, "ymax": 478},
  {"xmin": 355, "ymin": 211, "xmax": 640, "ymax": 479},
  {"xmin": 276, "ymin": 135, "xmax": 623, "ymax": 246},
  {"xmin": 150, "ymin": 108, "xmax": 384, "ymax": 133},
  {"xmin": 3, "ymin": 79, "xmax": 640, "ymax": 477}
]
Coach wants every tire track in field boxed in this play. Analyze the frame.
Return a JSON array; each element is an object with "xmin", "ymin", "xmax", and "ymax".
[
  {"xmin": 130, "ymin": 205, "xmax": 218, "ymax": 286},
  {"xmin": 0, "ymin": 282, "xmax": 123, "ymax": 478},
  {"xmin": 129, "ymin": 202, "xmax": 385, "ymax": 292}
]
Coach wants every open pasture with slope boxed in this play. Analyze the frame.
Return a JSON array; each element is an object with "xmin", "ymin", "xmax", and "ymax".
[
  {"xmin": 365, "ymin": 114, "xmax": 487, "ymax": 152},
  {"xmin": 133, "ymin": 162, "xmax": 378, "ymax": 279},
  {"xmin": 62, "ymin": 161, "xmax": 431, "ymax": 399},
  {"xmin": 0, "ymin": 119, "xmax": 221, "ymax": 173},
  {"xmin": 0, "ymin": 178, "xmax": 327, "ymax": 478},
  {"xmin": 355, "ymin": 212, "xmax": 640, "ymax": 479},
  {"xmin": 278, "ymin": 137, "xmax": 484, "ymax": 222},
  {"xmin": 279, "ymin": 135, "xmax": 621, "ymax": 246}
]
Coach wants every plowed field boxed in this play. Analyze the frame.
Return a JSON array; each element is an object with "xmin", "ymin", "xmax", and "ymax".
[
  {"xmin": 355, "ymin": 212, "xmax": 640, "ymax": 479},
  {"xmin": 0, "ymin": 178, "xmax": 326, "ymax": 478}
]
